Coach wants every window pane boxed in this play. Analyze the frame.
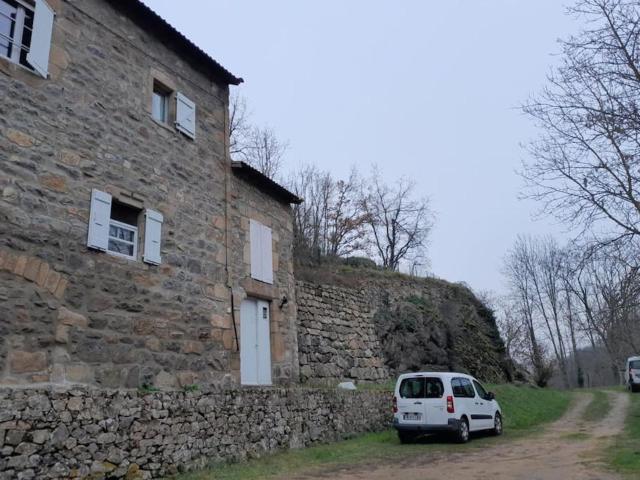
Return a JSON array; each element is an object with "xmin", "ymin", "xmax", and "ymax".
[
  {"xmin": 399, "ymin": 378, "xmax": 424, "ymax": 399},
  {"xmin": 0, "ymin": 1, "xmax": 16, "ymax": 58},
  {"xmin": 424, "ymin": 378, "xmax": 444, "ymax": 398},
  {"xmin": 473, "ymin": 380, "xmax": 488, "ymax": 399},
  {"xmin": 109, "ymin": 224, "xmax": 135, "ymax": 242},
  {"xmin": 108, "ymin": 239, "xmax": 134, "ymax": 256},
  {"xmin": 152, "ymin": 91, "xmax": 167, "ymax": 123},
  {"xmin": 461, "ymin": 379, "xmax": 476, "ymax": 398}
]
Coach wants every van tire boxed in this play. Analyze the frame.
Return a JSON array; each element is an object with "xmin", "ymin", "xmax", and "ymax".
[
  {"xmin": 398, "ymin": 431, "xmax": 418, "ymax": 444},
  {"xmin": 455, "ymin": 418, "xmax": 470, "ymax": 443},
  {"xmin": 632, "ymin": 384, "xmax": 639, "ymax": 393},
  {"xmin": 492, "ymin": 413, "xmax": 503, "ymax": 436}
]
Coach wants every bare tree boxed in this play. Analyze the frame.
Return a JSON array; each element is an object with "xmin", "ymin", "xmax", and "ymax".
[
  {"xmin": 229, "ymin": 92, "xmax": 287, "ymax": 179},
  {"xmin": 287, "ymin": 165, "xmax": 368, "ymax": 260},
  {"xmin": 242, "ymin": 126, "xmax": 288, "ymax": 179},
  {"xmin": 522, "ymin": 0, "xmax": 640, "ymax": 244},
  {"xmin": 503, "ymin": 237, "xmax": 552, "ymax": 386},
  {"xmin": 361, "ymin": 170, "xmax": 434, "ymax": 271},
  {"xmin": 229, "ymin": 91, "xmax": 251, "ymax": 158}
]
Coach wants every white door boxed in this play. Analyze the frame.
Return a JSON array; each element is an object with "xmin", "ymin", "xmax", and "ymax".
[
  {"xmin": 472, "ymin": 379, "xmax": 496, "ymax": 429},
  {"xmin": 240, "ymin": 298, "xmax": 272, "ymax": 385}
]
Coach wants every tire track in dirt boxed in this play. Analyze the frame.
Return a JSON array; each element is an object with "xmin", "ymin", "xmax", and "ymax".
[{"xmin": 286, "ymin": 391, "xmax": 630, "ymax": 480}]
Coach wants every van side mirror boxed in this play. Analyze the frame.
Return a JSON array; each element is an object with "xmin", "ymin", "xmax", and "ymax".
[{"xmin": 486, "ymin": 392, "xmax": 495, "ymax": 401}]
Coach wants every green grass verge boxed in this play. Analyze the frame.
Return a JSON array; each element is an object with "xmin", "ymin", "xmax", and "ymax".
[
  {"xmin": 607, "ymin": 392, "xmax": 640, "ymax": 475},
  {"xmin": 582, "ymin": 390, "xmax": 609, "ymax": 422},
  {"xmin": 171, "ymin": 384, "xmax": 572, "ymax": 480}
]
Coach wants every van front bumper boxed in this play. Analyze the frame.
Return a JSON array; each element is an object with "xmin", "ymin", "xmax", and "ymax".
[{"xmin": 393, "ymin": 417, "xmax": 460, "ymax": 433}]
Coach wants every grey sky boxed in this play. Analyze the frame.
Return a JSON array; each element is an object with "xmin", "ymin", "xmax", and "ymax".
[{"xmin": 143, "ymin": 0, "xmax": 579, "ymax": 295}]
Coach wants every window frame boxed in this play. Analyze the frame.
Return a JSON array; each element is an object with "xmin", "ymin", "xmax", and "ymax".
[
  {"xmin": 0, "ymin": 0, "xmax": 33, "ymax": 67},
  {"xmin": 151, "ymin": 81, "xmax": 171, "ymax": 125},
  {"xmin": 107, "ymin": 218, "xmax": 138, "ymax": 261}
]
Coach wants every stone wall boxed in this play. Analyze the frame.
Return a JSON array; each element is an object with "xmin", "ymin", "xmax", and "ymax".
[
  {"xmin": 296, "ymin": 269, "xmax": 512, "ymax": 384},
  {"xmin": 0, "ymin": 0, "xmax": 298, "ymax": 388},
  {"xmin": 0, "ymin": 386, "xmax": 391, "ymax": 479},
  {"xmin": 297, "ymin": 282, "xmax": 389, "ymax": 384}
]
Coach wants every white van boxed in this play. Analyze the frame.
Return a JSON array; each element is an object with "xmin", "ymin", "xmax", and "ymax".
[
  {"xmin": 626, "ymin": 356, "xmax": 640, "ymax": 392},
  {"xmin": 393, "ymin": 372, "xmax": 502, "ymax": 443}
]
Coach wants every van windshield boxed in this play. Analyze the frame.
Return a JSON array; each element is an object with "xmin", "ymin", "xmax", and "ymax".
[
  {"xmin": 399, "ymin": 377, "xmax": 444, "ymax": 399},
  {"xmin": 630, "ymin": 360, "xmax": 640, "ymax": 369}
]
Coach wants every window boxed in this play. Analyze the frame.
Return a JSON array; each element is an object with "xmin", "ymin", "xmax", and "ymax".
[
  {"xmin": 0, "ymin": 0, "xmax": 53, "ymax": 77},
  {"xmin": 630, "ymin": 360, "xmax": 640, "ymax": 369},
  {"xmin": 1, "ymin": 0, "xmax": 34, "ymax": 67},
  {"xmin": 87, "ymin": 189, "xmax": 164, "ymax": 265},
  {"xmin": 451, "ymin": 378, "xmax": 476, "ymax": 398},
  {"xmin": 107, "ymin": 201, "xmax": 139, "ymax": 260},
  {"xmin": 473, "ymin": 380, "xmax": 489, "ymax": 400},
  {"xmin": 151, "ymin": 81, "xmax": 170, "ymax": 124},
  {"xmin": 399, "ymin": 377, "xmax": 444, "ymax": 399},
  {"xmin": 249, "ymin": 219, "xmax": 273, "ymax": 284}
]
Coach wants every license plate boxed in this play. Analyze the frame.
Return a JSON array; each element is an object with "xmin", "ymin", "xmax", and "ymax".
[{"xmin": 403, "ymin": 413, "xmax": 422, "ymax": 421}]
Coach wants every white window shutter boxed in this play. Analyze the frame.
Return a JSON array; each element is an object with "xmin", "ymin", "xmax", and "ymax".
[
  {"xmin": 87, "ymin": 189, "xmax": 112, "ymax": 251},
  {"xmin": 261, "ymin": 225, "xmax": 273, "ymax": 284},
  {"xmin": 250, "ymin": 219, "xmax": 262, "ymax": 281},
  {"xmin": 175, "ymin": 92, "xmax": 196, "ymax": 139},
  {"xmin": 143, "ymin": 209, "xmax": 163, "ymax": 265},
  {"xmin": 27, "ymin": 0, "xmax": 55, "ymax": 78}
]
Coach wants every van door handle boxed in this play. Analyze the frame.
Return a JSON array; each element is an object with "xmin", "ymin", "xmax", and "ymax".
[{"xmin": 414, "ymin": 401, "xmax": 422, "ymax": 405}]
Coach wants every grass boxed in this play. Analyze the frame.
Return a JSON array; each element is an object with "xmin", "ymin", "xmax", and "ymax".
[
  {"xmin": 170, "ymin": 384, "xmax": 572, "ymax": 480},
  {"xmin": 582, "ymin": 390, "xmax": 610, "ymax": 422},
  {"xmin": 607, "ymin": 391, "xmax": 640, "ymax": 476}
]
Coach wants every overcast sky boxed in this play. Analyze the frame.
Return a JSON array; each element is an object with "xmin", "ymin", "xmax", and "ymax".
[{"xmin": 143, "ymin": 0, "xmax": 580, "ymax": 295}]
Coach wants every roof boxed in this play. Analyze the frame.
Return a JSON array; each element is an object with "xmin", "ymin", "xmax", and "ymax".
[
  {"xmin": 397, "ymin": 372, "xmax": 473, "ymax": 379},
  {"xmin": 231, "ymin": 161, "xmax": 303, "ymax": 205},
  {"xmin": 107, "ymin": 0, "xmax": 243, "ymax": 86}
]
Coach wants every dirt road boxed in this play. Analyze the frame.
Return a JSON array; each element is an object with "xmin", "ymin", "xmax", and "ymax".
[{"xmin": 290, "ymin": 391, "xmax": 629, "ymax": 480}]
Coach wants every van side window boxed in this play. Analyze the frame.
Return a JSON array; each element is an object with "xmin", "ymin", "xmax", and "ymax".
[
  {"xmin": 452, "ymin": 378, "xmax": 475, "ymax": 398},
  {"xmin": 473, "ymin": 380, "xmax": 489, "ymax": 399}
]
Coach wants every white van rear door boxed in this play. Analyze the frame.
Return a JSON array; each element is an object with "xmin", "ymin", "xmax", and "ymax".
[{"xmin": 397, "ymin": 377, "xmax": 428, "ymax": 424}]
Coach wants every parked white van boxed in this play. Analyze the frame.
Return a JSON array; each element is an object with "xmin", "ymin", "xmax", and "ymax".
[
  {"xmin": 626, "ymin": 356, "xmax": 640, "ymax": 392},
  {"xmin": 393, "ymin": 372, "xmax": 502, "ymax": 443}
]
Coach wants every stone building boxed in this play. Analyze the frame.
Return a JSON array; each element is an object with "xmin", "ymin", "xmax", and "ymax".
[{"xmin": 0, "ymin": 0, "xmax": 302, "ymax": 389}]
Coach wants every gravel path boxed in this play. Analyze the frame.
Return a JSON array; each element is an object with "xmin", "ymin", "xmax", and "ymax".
[{"xmin": 287, "ymin": 391, "xmax": 629, "ymax": 480}]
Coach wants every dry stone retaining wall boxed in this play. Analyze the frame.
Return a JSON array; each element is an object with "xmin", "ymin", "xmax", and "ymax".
[
  {"xmin": 296, "ymin": 282, "xmax": 389, "ymax": 384},
  {"xmin": 0, "ymin": 386, "xmax": 391, "ymax": 479}
]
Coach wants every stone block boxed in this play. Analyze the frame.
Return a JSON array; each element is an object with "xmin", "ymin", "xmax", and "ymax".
[
  {"xmin": 53, "ymin": 278, "xmax": 68, "ymax": 299},
  {"xmin": 154, "ymin": 371, "xmax": 176, "ymax": 389},
  {"xmin": 57, "ymin": 307, "xmax": 88, "ymax": 328},
  {"xmin": 39, "ymin": 175, "xmax": 67, "ymax": 193},
  {"xmin": 182, "ymin": 341, "xmax": 204, "ymax": 355},
  {"xmin": 222, "ymin": 330, "xmax": 236, "ymax": 351},
  {"xmin": 65, "ymin": 364, "xmax": 93, "ymax": 384},
  {"xmin": 22, "ymin": 258, "xmax": 41, "ymax": 282},
  {"xmin": 8, "ymin": 351, "xmax": 47, "ymax": 374},
  {"xmin": 6, "ymin": 129, "xmax": 34, "ymax": 147},
  {"xmin": 35, "ymin": 263, "xmax": 50, "ymax": 287},
  {"xmin": 176, "ymin": 371, "xmax": 198, "ymax": 387},
  {"xmin": 13, "ymin": 255, "xmax": 27, "ymax": 276},
  {"xmin": 45, "ymin": 271, "xmax": 61, "ymax": 294},
  {"xmin": 210, "ymin": 314, "xmax": 231, "ymax": 330}
]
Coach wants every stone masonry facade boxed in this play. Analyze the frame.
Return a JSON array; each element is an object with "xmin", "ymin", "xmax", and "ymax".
[
  {"xmin": 0, "ymin": 0, "xmax": 298, "ymax": 388},
  {"xmin": 0, "ymin": 386, "xmax": 391, "ymax": 479}
]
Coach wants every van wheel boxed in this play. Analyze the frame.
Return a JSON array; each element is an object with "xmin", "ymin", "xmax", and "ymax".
[
  {"xmin": 492, "ymin": 413, "xmax": 503, "ymax": 436},
  {"xmin": 632, "ymin": 384, "xmax": 639, "ymax": 393},
  {"xmin": 398, "ymin": 431, "xmax": 418, "ymax": 444},
  {"xmin": 455, "ymin": 418, "xmax": 470, "ymax": 443}
]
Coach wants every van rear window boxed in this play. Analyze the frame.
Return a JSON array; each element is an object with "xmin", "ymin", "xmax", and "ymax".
[{"xmin": 399, "ymin": 377, "xmax": 444, "ymax": 399}]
